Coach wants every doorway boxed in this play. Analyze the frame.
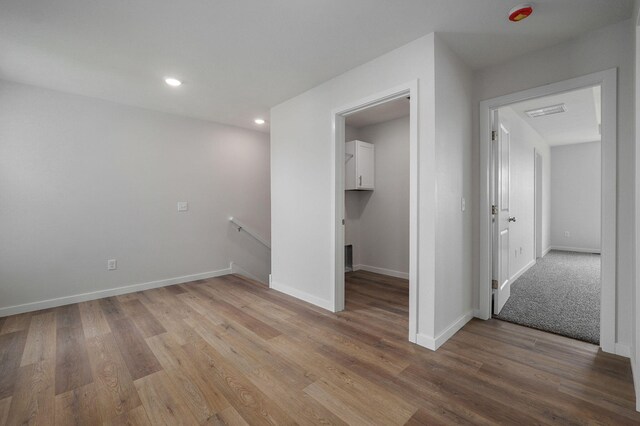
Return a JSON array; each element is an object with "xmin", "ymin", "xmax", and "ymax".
[
  {"xmin": 332, "ymin": 81, "xmax": 418, "ymax": 343},
  {"xmin": 342, "ymin": 97, "xmax": 410, "ymax": 334},
  {"xmin": 491, "ymin": 86, "xmax": 602, "ymax": 344},
  {"xmin": 479, "ymin": 70, "xmax": 617, "ymax": 351}
]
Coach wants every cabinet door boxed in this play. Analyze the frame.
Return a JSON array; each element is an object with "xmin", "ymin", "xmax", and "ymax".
[{"xmin": 356, "ymin": 141, "xmax": 374, "ymax": 189}]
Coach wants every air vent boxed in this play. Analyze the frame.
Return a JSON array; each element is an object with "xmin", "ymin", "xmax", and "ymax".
[{"xmin": 525, "ymin": 104, "xmax": 566, "ymax": 118}]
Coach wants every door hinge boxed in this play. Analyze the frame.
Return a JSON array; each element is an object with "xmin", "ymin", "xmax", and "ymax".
[
  {"xmin": 492, "ymin": 279, "xmax": 498, "ymax": 289},
  {"xmin": 491, "ymin": 205, "xmax": 497, "ymax": 215},
  {"xmin": 491, "ymin": 130, "xmax": 497, "ymax": 141}
]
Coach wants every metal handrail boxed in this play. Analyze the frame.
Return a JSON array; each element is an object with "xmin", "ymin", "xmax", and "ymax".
[{"xmin": 229, "ymin": 216, "xmax": 271, "ymax": 250}]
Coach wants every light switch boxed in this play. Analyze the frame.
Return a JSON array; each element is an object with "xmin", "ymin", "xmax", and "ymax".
[{"xmin": 177, "ymin": 202, "xmax": 189, "ymax": 212}]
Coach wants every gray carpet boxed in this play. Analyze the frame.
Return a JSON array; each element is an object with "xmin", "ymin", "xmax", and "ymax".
[{"xmin": 495, "ymin": 250, "xmax": 600, "ymax": 344}]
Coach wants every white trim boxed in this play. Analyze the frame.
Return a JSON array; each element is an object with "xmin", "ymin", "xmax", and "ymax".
[
  {"xmin": 331, "ymin": 80, "xmax": 419, "ymax": 343},
  {"xmin": 230, "ymin": 261, "xmax": 267, "ymax": 285},
  {"xmin": 614, "ymin": 343, "xmax": 631, "ymax": 358},
  {"xmin": 352, "ymin": 264, "xmax": 409, "ymax": 280},
  {"xmin": 0, "ymin": 266, "xmax": 232, "ymax": 318},
  {"xmin": 479, "ymin": 69, "xmax": 617, "ymax": 353},
  {"xmin": 548, "ymin": 246, "xmax": 601, "ymax": 254},
  {"xmin": 510, "ymin": 259, "xmax": 536, "ymax": 283},
  {"xmin": 270, "ymin": 280, "xmax": 334, "ymax": 311},
  {"xmin": 417, "ymin": 311, "xmax": 473, "ymax": 351},
  {"xmin": 541, "ymin": 247, "xmax": 552, "ymax": 257}
]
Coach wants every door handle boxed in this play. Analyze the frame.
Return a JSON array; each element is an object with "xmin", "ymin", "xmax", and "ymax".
[
  {"xmin": 508, "ymin": 217, "xmax": 517, "ymax": 222},
  {"xmin": 359, "ymin": 175, "xmax": 362, "ymax": 186}
]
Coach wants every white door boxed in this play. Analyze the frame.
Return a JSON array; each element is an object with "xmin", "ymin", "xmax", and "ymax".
[
  {"xmin": 493, "ymin": 112, "xmax": 513, "ymax": 315},
  {"xmin": 357, "ymin": 141, "xmax": 374, "ymax": 189}
]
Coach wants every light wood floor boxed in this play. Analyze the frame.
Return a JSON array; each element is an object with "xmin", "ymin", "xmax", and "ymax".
[{"xmin": 0, "ymin": 270, "xmax": 638, "ymax": 425}]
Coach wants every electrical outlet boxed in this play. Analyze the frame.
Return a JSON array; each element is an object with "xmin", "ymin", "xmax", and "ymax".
[
  {"xmin": 564, "ymin": 231, "xmax": 570, "ymax": 238},
  {"xmin": 461, "ymin": 197, "xmax": 466, "ymax": 212},
  {"xmin": 177, "ymin": 201, "xmax": 189, "ymax": 212},
  {"xmin": 107, "ymin": 259, "xmax": 117, "ymax": 271}
]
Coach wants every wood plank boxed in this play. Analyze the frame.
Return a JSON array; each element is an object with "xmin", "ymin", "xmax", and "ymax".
[
  {"xmin": 134, "ymin": 370, "xmax": 200, "ymax": 426},
  {"xmin": 103, "ymin": 405, "xmax": 152, "ymax": 426},
  {"xmin": 4, "ymin": 360, "xmax": 55, "ymax": 425},
  {"xmin": 0, "ymin": 331, "xmax": 27, "ymax": 399},
  {"xmin": 20, "ymin": 311, "xmax": 56, "ymax": 366},
  {"xmin": 79, "ymin": 300, "xmax": 111, "ymax": 338},
  {"xmin": 146, "ymin": 332, "xmax": 230, "ymax": 414},
  {"xmin": 55, "ymin": 326, "xmax": 93, "ymax": 395},
  {"xmin": 0, "ymin": 313, "xmax": 32, "ymax": 335},
  {"xmin": 54, "ymin": 382, "xmax": 101, "ymax": 425},
  {"xmin": 0, "ymin": 397, "xmax": 11, "ymax": 425},
  {"xmin": 85, "ymin": 332, "xmax": 142, "ymax": 421},
  {"xmin": 120, "ymin": 299, "xmax": 166, "ymax": 338},
  {"xmin": 56, "ymin": 304, "xmax": 83, "ymax": 329},
  {"xmin": 183, "ymin": 337, "xmax": 296, "ymax": 425},
  {"xmin": 110, "ymin": 317, "xmax": 162, "ymax": 381}
]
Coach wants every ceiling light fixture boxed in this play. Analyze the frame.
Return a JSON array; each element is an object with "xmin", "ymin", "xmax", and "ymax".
[
  {"xmin": 525, "ymin": 104, "xmax": 566, "ymax": 118},
  {"xmin": 164, "ymin": 77, "xmax": 182, "ymax": 87},
  {"xmin": 509, "ymin": 4, "xmax": 533, "ymax": 22},
  {"xmin": 254, "ymin": 118, "xmax": 265, "ymax": 125}
]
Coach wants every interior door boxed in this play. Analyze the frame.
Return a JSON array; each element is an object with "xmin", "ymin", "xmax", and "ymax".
[{"xmin": 493, "ymin": 111, "xmax": 512, "ymax": 314}]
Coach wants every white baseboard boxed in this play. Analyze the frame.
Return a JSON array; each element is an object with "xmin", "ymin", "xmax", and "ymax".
[
  {"xmin": 0, "ymin": 266, "xmax": 232, "ymax": 318},
  {"xmin": 510, "ymin": 259, "xmax": 536, "ymax": 283},
  {"xmin": 549, "ymin": 246, "xmax": 601, "ymax": 254},
  {"xmin": 352, "ymin": 264, "xmax": 409, "ymax": 280},
  {"xmin": 542, "ymin": 247, "xmax": 552, "ymax": 257},
  {"xmin": 270, "ymin": 280, "xmax": 334, "ymax": 312},
  {"xmin": 416, "ymin": 311, "xmax": 473, "ymax": 351},
  {"xmin": 230, "ymin": 261, "xmax": 267, "ymax": 285},
  {"xmin": 614, "ymin": 342, "xmax": 631, "ymax": 358}
]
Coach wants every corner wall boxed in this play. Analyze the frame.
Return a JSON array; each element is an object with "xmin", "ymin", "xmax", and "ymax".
[{"xmin": 0, "ymin": 80, "xmax": 271, "ymax": 315}]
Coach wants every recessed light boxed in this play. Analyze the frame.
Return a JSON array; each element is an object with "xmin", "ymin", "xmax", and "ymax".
[
  {"xmin": 254, "ymin": 118, "xmax": 265, "ymax": 125},
  {"xmin": 164, "ymin": 77, "xmax": 182, "ymax": 87},
  {"xmin": 525, "ymin": 104, "xmax": 566, "ymax": 118}
]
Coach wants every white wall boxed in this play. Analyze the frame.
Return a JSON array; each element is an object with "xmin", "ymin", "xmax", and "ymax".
[
  {"xmin": 433, "ymin": 36, "xmax": 474, "ymax": 335},
  {"xmin": 550, "ymin": 142, "xmax": 602, "ymax": 252},
  {"xmin": 473, "ymin": 19, "xmax": 635, "ymax": 349},
  {"xmin": 0, "ymin": 80, "xmax": 271, "ymax": 314},
  {"xmin": 345, "ymin": 116, "xmax": 410, "ymax": 277},
  {"xmin": 498, "ymin": 107, "xmax": 551, "ymax": 279}
]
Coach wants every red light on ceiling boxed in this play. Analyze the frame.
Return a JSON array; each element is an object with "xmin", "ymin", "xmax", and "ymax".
[{"xmin": 509, "ymin": 4, "xmax": 533, "ymax": 22}]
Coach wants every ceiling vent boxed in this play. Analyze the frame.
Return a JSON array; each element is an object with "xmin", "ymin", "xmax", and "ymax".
[{"xmin": 525, "ymin": 104, "xmax": 566, "ymax": 118}]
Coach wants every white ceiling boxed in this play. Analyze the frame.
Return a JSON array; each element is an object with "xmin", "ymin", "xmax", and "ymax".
[
  {"xmin": 507, "ymin": 86, "xmax": 601, "ymax": 146},
  {"xmin": 0, "ymin": 0, "xmax": 632, "ymax": 131},
  {"xmin": 346, "ymin": 97, "xmax": 410, "ymax": 129}
]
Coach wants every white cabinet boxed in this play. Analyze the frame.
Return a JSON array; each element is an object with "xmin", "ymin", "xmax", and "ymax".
[{"xmin": 345, "ymin": 140, "xmax": 374, "ymax": 190}]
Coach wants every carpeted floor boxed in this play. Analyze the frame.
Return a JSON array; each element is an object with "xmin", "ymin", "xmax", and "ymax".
[{"xmin": 495, "ymin": 250, "xmax": 601, "ymax": 344}]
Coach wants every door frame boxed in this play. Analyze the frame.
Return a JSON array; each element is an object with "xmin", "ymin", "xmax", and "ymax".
[
  {"xmin": 331, "ymin": 80, "xmax": 418, "ymax": 343},
  {"xmin": 534, "ymin": 150, "xmax": 543, "ymax": 259},
  {"xmin": 478, "ymin": 69, "xmax": 617, "ymax": 353}
]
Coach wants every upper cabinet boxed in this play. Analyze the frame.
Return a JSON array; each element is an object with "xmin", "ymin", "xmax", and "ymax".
[{"xmin": 345, "ymin": 140, "xmax": 374, "ymax": 191}]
